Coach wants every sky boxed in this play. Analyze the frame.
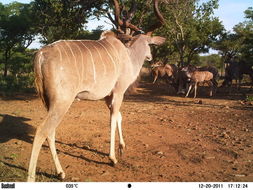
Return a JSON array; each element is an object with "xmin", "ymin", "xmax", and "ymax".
[
  {"xmin": 0, "ymin": 0, "xmax": 252, "ymax": 48},
  {"xmin": 211, "ymin": 0, "xmax": 252, "ymax": 31}
]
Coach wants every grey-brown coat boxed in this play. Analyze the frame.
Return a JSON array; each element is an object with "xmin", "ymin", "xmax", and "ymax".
[
  {"xmin": 28, "ymin": 31, "xmax": 165, "ymax": 182},
  {"xmin": 185, "ymin": 70, "xmax": 213, "ymax": 98}
]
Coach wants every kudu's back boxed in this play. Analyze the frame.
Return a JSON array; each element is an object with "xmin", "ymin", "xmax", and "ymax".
[
  {"xmin": 34, "ymin": 32, "xmax": 129, "ymax": 110},
  {"xmin": 192, "ymin": 71, "xmax": 213, "ymax": 82}
]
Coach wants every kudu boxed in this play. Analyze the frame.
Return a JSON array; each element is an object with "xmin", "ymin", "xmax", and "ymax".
[
  {"xmin": 177, "ymin": 65, "xmax": 219, "ymax": 95},
  {"xmin": 184, "ymin": 70, "xmax": 214, "ymax": 98},
  {"xmin": 28, "ymin": 0, "xmax": 166, "ymax": 182},
  {"xmin": 151, "ymin": 62, "xmax": 178, "ymax": 84}
]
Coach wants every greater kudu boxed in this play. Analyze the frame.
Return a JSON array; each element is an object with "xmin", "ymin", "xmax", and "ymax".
[
  {"xmin": 151, "ymin": 63, "xmax": 178, "ymax": 84},
  {"xmin": 28, "ymin": 0, "xmax": 166, "ymax": 182},
  {"xmin": 184, "ymin": 70, "xmax": 214, "ymax": 98},
  {"xmin": 177, "ymin": 65, "xmax": 219, "ymax": 95}
]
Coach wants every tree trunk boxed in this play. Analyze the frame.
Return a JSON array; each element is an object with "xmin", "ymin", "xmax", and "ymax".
[
  {"xmin": 4, "ymin": 51, "xmax": 8, "ymax": 77},
  {"xmin": 178, "ymin": 51, "xmax": 185, "ymax": 67},
  {"xmin": 3, "ymin": 50, "xmax": 11, "ymax": 77}
]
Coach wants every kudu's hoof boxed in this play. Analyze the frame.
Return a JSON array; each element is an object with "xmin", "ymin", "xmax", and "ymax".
[
  {"xmin": 109, "ymin": 156, "xmax": 118, "ymax": 166},
  {"xmin": 27, "ymin": 175, "xmax": 35, "ymax": 182},
  {"xmin": 58, "ymin": 172, "xmax": 66, "ymax": 180},
  {"xmin": 118, "ymin": 144, "xmax": 126, "ymax": 156}
]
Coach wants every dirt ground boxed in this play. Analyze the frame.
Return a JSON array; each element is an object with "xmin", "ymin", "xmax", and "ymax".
[{"xmin": 0, "ymin": 79, "xmax": 253, "ymax": 182}]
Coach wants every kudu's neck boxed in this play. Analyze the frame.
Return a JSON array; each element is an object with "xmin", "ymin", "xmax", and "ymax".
[{"xmin": 127, "ymin": 39, "xmax": 148, "ymax": 77}]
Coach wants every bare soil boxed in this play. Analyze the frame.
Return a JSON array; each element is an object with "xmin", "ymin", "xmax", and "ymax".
[{"xmin": 0, "ymin": 80, "xmax": 253, "ymax": 182}]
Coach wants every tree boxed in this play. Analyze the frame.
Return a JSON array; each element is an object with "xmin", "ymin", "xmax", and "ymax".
[
  {"xmin": 213, "ymin": 31, "xmax": 243, "ymax": 63},
  {"xmin": 0, "ymin": 2, "xmax": 36, "ymax": 77},
  {"xmin": 233, "ymin": 7, "xmax": 253, "ymax": 65},
  {"xmin": 213, "ymin": 7, "xmax": 253, "ymax": 66},
  {"xmin": 105, "ymin": 0, "xmax": 224, "ymax": 66},
  {"xmin": 198, "ymin": 54, "xmax": 222, "ymax": 69},
  {"xmin": 157, "ymin": 0, "xmax": 223, "ymax": 66},
  {"xmin": 32, "ymin": 0, "xmax": 105, "ymax": 44}
]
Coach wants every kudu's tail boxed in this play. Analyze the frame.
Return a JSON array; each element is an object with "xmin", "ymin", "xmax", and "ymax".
[{"xmin": 34, "ymin": 51, "xmax": 50, "ymax": 111}]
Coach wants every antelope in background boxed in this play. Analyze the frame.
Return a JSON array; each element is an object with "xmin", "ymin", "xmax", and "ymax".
[
  {"xmin": 184, "ymin": 69, "xmax": 214, "ymax": 98},
  {"xmin": 177, "ymin": 64, "xmax": 219, "ymax": 96},
  {"xmin": 151, "ymin": 61, "xmax": 178, "ymax": 84},
  {"xmin": 222, "ymin": 59, "xmax": 253, "ymax": 90},
  {"xmin": 28, "ymin": 0, "xmax": 166, "ymax": 182}
]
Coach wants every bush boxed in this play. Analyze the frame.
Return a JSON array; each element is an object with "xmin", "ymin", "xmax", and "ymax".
[
  {"xmin": 0, "ymin": 48, "xmax": 36, "ymax": 95},
  {"xmin": 0, "ymin": 73, "xmax": 35, "ymax": 95},
  {"xmin": 245, "ymin": 95, "xmax": 253, "ymax": 102}
]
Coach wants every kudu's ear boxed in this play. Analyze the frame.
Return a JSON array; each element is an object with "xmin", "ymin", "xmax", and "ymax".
[{"xmin": 149, "ymin": 36, "xmax": 166, "ymax": 45}]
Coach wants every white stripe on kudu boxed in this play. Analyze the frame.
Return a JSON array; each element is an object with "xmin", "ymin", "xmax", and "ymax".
[
  {"xmin": 59, "ymin": 42, "xmax": 71, "ymax": 65},
  {"xmin": 38, "ymin": 51, "xmax": 43, "ymax": 69},
  {"xmin": 75, "ymin": 43, "xmax": 85, "ymax": 87},
  {"xmin": 74, "ymin": 42, "xmax": 86, "ymax": 85},
  {"xmin": 55, "ymin": 45, "xmax": 62, "ymax": 62},
  {"xmin": 89, "ymin": 43, "xmax": 107, "ymax": 78},
  {"xmin": 64, "ymin": 41, "xmax": 81, "ymax": 83},
  {"xmin": 80, "ymin": 41, "xmax": 97, "ymax": 83},
  {"xmin": 96, "ymin": 41, "xmax": 117, "ymax": 76},
  {"xmin": 71, "ymin": 42, "xmax": 85, "ymax": 89},
  {"xmin": 105, "ymin": 39, "xmax": 120, "ymax": 66}
]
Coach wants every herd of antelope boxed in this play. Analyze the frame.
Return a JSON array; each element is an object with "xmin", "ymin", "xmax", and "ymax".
[
  {"xmin": 150, "ymin": 58, "xmax": 253, "ymax": 98},
  {"xmin": 26, "ymin": 0, "xmax": 253, "ymax": 182}
]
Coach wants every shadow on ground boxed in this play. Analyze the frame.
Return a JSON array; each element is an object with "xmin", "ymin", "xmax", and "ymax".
[{"xmin": 0, "ymin": 114, "xmax": 35, "ymax": 144}]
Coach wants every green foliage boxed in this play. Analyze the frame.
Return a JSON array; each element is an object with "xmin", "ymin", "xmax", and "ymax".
[
  {"xmin": 32, "ymin": 0, "xmax": 105, "ymax": 44},
  {"xmin": 0, "ymin": 49, "xmax": 35, "ymax": 94},
  {"xmin": 245, "ymin": 95, "xmax": 253, "ymax": 102},
  {"xmin": 214, "ymin": 7, "xmax": 253, "ymax": 66},
  {"xmin": 198, "ymin": 54, "xmax": 222, "ymax": 68},
  {"xmin": 1, "ymin": 0, "xmax": 251, "ymax": 94},
  {"xmin": 0, "ymin": 0, "xmax": 106, "ymax": 95},
  {"xmin": 158, "ymin": 0, "xmax": 223, "ymax": 66},
  {"xmin": 0, "ymin": 2, "xmax": 36, "ymax": 49},
  {"xmin": 121, "ymin": 0, "xmax": 223, "ymax": 66},
  {"xmin": 0, "ymin": 2, "xmax": 35, "ymax": 95},
  {"xmin": 76, "ymin": 27, "xmax": 104, "ymax": 40},
  {"xmin": 213, "ymin": 32, "xmax": 243, "ymax": 62},
  {"xmin": 0, "ymin": 2, "xmax": 36, "ymax": 79},
  {"xmin": 234, "ymin": 7, "xmax": 253, "ymax": 64}
]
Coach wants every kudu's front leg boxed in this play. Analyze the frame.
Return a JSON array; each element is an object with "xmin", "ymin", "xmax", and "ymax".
[{"xmin": 185, "ymin": 84, "xmax": 193, "ymax": 97}]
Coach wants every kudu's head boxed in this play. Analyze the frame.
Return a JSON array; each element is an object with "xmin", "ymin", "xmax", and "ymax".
[
  {"xmin": 151, "ymin": 61, "xmax": 163, "ymax": 68},
  {"xmin": 181, "ymin": 64, "xmax": 197, "ymax": 77},
  {"xmin": 145, "ymin": 35, "xmax": 166, "ymax": 61},
  {"xmin": 109, "ymin": 0, "xmax": 167, "ymax": 62},
  {"xmin": 127, "ymin": 34, "xmax": 166, "ymax": 63}
]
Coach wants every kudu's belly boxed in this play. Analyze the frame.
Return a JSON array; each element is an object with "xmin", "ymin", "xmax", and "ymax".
[
  {"xmin": 76, "ymin": 90, "xmax": 108, "ymax": 100},
  {"xmin": 76, "ymin": 91, "xmax": 101, "ymax": 100},
  {"xmin": 76, "ymin": 79, "xmax": 117, "ymax": 100}
]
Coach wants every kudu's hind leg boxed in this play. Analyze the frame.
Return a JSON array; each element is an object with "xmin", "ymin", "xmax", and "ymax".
[
  {"xmin": 47, "ymin": 129, "xmax": 65, "ymax": 179},
  {"xmin": 27, "ymin": 121, "xmax": 48, "ymax": 182},
  {"xmin": 27, "ymin": 100, "xmax": 73, "ymax": 182},
  {"xmin": 152, "ymin": 75, "xmax": 158, "ymax": 84},
  {"xmin": 212, "ymin": 79, "xmax": 218, "ymax": 95},
  {"xmin": 117, "ymin": 112, "xmax": 126, "ymax": 156},
  {"xmin": 193, "ymin": 83, "xmax": 198, "ymax": 98},
  {"xmin": 105, "ymin": 93, "xmax": 124, "ymax": 165},
  {"xmin": 208, "ymin": 81, "xmax": 213, "ymax": 97}
]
